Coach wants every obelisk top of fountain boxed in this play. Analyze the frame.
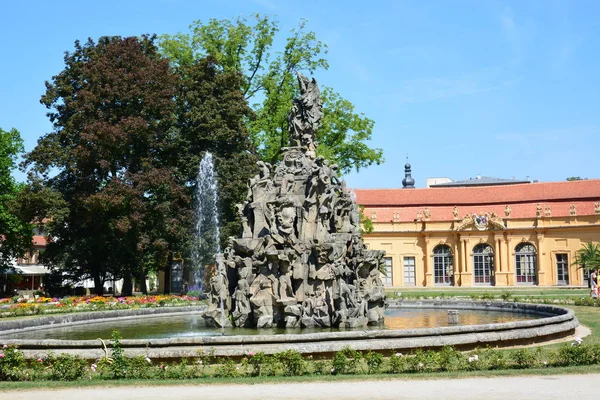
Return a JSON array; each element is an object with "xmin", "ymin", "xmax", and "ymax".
[{"xmin": 287, "ymin": 72, "xmax": 323, "ymax": 158}]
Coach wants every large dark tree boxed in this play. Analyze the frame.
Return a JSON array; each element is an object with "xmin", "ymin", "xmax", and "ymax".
[
  {"xmin": 25, "ymin": 35, "xmax": 259, "ymax": 295},
  {"xmin": 24, "ymin": 36, "xmax": 189, "ymax": 295}
]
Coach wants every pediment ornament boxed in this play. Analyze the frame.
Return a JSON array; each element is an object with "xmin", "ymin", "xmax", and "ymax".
[{"xmin": 455, "ymin": 212, "xmax": 504, "ymax": 231}]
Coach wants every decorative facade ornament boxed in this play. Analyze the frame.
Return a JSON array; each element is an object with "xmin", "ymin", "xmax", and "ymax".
[
  {"xmin": 416, "ymin": 211, "xmax": 423, "ymax": 221},
  {"xmin": 544, "ymin": 205, "xmax": 551, "ymax": 217},
  {"xmin": 423, "ymin": 207, "xmax": 431, "ymax": 221},
  {"xmin": 488, "ymin": 213, "xmax": 505, "ymax": 230},
  {"xmin": 370, "ymin": 210, "xmax": 377, "ymax": 222},
  {"xmin": 570, "ymin": 204, "xmax": 577, "ymax": 216},
  {"xmin": 473, "ymin": 214, "xmax": 488, "ymax": 230},
  {"xmin": 595, "ymin": 202, "xmax": 600, "ymax": 214},
  {"xmin": 453, "ymin": 206, "xmax": 459, "ymax": 219},
  {"xmin": 455, "ymin": 212, "xmax": 504, "ymax": 231},
  {"xmin": 536, "ymin": 203, "xmax": 542, "ymax": 218},
  {"xmin": 392, "ymin": 212, "xmax": 399, "ymax": 222},
  {"xmin": 504, "ymin": 205, "xmax": 512, "ymax": 217}
]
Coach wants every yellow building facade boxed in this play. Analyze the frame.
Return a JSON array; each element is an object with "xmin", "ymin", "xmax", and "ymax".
[{"xmin": 355, "ymin": 179, "xmax": 600, "ymax": 287}]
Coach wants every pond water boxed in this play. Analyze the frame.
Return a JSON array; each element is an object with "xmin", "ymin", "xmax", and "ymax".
[{"xmin": 0, "ymin": 307, "xmax": 544, "ymax": 340}]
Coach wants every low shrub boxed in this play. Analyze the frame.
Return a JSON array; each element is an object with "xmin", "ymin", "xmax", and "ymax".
[
  {"xmin": 276, "ymin": 350, "xmax": 307, "ymax": 376},
  {"xmin": 46, "ymin": 353, "xmax": 88, "ymax": 381},
  {"xmin": 364, "ymin": 351, "xmax": 384, "ymax": 374},
  {"xmin": 388, "ymin": 352, "xmax": 408, "ymax": 373},
  {"xmin": 214, "ymin": 358, "xmax": 240, "ymax": 378},
  {"xmin": 474, "ymin": 347, "xmax": 508, "ymax": 370},
  {"xmin": 0, "ymin": 345, "xmax": 26, "ymax": 381},
  {"xmin": 331, "ymin": 347, "xmax": 362, "ymax": 375},
  {"xmin": 510, "ymin": 348, "xmax": 539, "ymax": 369}
]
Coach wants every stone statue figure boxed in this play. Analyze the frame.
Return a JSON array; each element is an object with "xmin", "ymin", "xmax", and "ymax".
[
  {"xmin": 204, "ymin": 73, "xmax": 386, "ymax": 329},
  {"xmin": 288, "ymin": 72, "xmax": 323, "ymax": 155}
]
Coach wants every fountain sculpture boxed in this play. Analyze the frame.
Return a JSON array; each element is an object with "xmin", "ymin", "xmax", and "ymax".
[{"xmin": 204, "ymin": 73, "xmax": 386, "ymax": 329}]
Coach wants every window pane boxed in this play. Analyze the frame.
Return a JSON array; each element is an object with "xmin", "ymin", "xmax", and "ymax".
[{"xmin": 403, "ymin": 257, "xmax": 415, "ymax": 286}]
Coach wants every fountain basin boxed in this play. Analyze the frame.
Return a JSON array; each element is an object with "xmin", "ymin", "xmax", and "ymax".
[{"xmin": 0, "ymin": 300, "xmax": 578, "ymax": 360}]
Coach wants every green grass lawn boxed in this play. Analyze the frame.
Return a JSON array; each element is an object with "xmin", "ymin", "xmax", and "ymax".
[{"xmin": 387, "ymin": 287, "xmax": 590, "ymax": 299}]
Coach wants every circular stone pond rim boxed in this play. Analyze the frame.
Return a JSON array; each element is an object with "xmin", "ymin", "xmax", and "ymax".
[{"xmin": 0, "ymin": 300, "xmax": 579, "ymax": 359}]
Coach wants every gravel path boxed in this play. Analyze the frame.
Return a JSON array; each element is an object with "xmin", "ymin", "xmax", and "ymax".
[{"xmin": 6, "ymin": 374, "xmax": 599, "ymax": 400}]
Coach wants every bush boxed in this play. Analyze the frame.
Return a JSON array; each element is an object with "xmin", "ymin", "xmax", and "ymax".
[
  {"xmin": 331, "ymin": 347, "xmax": 362, "ymax": 375},
  {"xmin": 243, "ymin": 352, "xmax": 280, "ymax": 377},
  {"xmin": 409, "ymin": 349, "xmax": 441, "ymax": 372},
  {"xmin": 310, "ymin": 359, "xmax": 330, "ymax": 375},
  {"xmin": 510, "ymin": 348, "xmax": 538, "ymax": 369},
  {"xmin": 125, "ymin": 355, "xmax": 155, "ymax": 379},
  {"xmin": 364, "ymin": 351, "xmax": 384, "ymax": 374},
  {"xmin": 500, "ymin": 291, "xmax": 513, "ymax": 301},
  {"xmin": 475, "ymin": 347, "xmax": 508, "ymax": 370},
  {"xmin": 388, "ymin": 352, "xmax": 408, "ymax": 373},
  {"xmin": 46, "ymin": 353, "xmax": 88, "ymax": 381},
  {"xmin": 214, "ymin": 358, "xmax": 239, "ymax": 378},
  {"xmin": 163, "ymin": 359, "xmax": 201, "ymax": 379},
  {"xmin": 437, "ymin": 346, "xmax": 468, "ymax": 372},
  {"xmin": 0, "ymin": 345, "xmax": 26, "ymax": 381},
  {"xmin": 276, "ymin": 350, "xmax": 307, "ymax": 376},
  {"xmin": 552, "ymin": 343, "xmax": 600, "ymax": 367}
]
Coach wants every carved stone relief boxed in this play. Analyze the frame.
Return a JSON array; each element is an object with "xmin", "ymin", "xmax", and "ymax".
[{"xmin": 204, "ymin": 73, "xmax": 386, "ymax": 329}]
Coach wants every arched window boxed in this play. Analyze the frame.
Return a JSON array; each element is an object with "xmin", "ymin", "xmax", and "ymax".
[
  {"xmin": 473, "ymin": 243, "xmax": 494, "ymax": 285},
  {"xmin": 433, "ymin": 245, "xmax": 453, "ymax": 285},
  {"xmin": 515, "ymin": 243, "xmax": 537, "ymax": 285}
]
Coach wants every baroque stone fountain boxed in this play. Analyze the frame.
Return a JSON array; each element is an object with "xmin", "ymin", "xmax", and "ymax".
[{"xmin": 204, "ymin": 73, "xmax": 386, "ymax": 329}]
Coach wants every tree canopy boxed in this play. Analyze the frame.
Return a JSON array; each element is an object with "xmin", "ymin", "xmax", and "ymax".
[
  {"xmin": 23, "ymin": 35, "xmax": 258, "ymax": 295},
  {"xmin": 159, "ymin": 14, "xmax": 384, "ymax": 174},
  {"xmin": 0, "ymin": 127, "xmax": 31, "ymax": 271},
  {"xmin": 24, "ymin": 36, "xmax": 188, "ymax": 294}
]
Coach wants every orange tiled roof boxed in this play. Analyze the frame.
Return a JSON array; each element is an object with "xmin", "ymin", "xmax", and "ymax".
[
  {"xmin": 354, "ymin": 180, "xmax": 600, "ymax": 207},
  {"xmin": 32, "ymin": 236, "xmax": 47, "ymax": 246},
  {"xmin": 354, "ymin": 180, "xmax": 600, "ymax": 222}
]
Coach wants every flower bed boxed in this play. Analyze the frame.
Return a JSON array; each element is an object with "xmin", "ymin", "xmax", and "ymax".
[{"xmin": 0, "ymin": 295, "xmax": 201, "ymax": 318}]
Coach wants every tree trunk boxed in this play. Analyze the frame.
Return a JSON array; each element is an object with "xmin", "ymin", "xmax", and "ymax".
[
  {"xmin": 93, "ymin": 271, "xmax": 104, "ymax": 296},
  {"xmin": 164, "ymin": 253, "xmax": 172, "ymax": 294},
  {"xmin": 140, "ymin": 269, "xmax": 148, "ymax": 295},
  {"xmin": 122, "ymin": 271, "xmax": 133, "ymax": 296}
]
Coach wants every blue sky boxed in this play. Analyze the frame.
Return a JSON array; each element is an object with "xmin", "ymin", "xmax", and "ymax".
[{"xmin": 1, "ymin": 0, "xmax": 598, "ymax": 188}]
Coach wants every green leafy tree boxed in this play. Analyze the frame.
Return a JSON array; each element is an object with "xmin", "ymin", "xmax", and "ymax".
[
  {"xmin": 573, "ymin": 242, "xmax": 600, "ymax": 274},
  {"xmin": 23, "ymin": 36, "xmax": 189, "ymax": 295},
  {"xmin": 0, "ymin": 127, "xmax": 32, "ymax": 271},
  {"xmin": 159, "ymin": 14, "xmax": 384, "ymax": 173}
]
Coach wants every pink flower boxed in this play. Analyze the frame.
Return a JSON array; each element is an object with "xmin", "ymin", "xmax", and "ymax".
[
  {"xmin": 2, "ymin": 344, "xmax": 7, "ymax": 349},
  {"xmin": 37, "ymin": 358, "xmax": 43, "ymax": 363},
  {"xmin": 248, "ymin": 351, "xmax": 255, "ymax": 356},
  {"xmin": 0, "ymin": 353, "xmax": 5, "ymax": 358}
]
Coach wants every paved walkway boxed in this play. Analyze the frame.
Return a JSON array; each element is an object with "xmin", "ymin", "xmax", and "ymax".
[{"xmin": 6, "ymin": 374, "xmax": 599, "ymax": 400}]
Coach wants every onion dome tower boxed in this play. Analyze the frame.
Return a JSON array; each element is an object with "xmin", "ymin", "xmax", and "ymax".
[{"xmin": 402, "ymin": 163, "xmax": 415, "ymax": 188}]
